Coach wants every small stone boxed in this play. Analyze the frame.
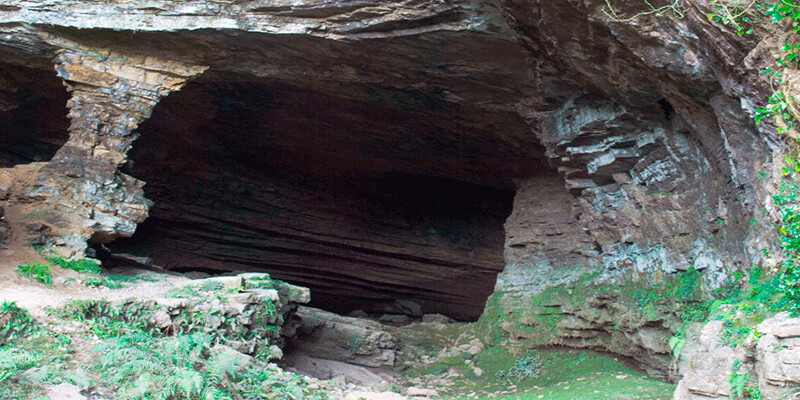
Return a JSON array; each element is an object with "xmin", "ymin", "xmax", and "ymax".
[
  {"xmin": 153, "ymin": 310, "xmax": 172, "ymax": 329},
  {"xmin": 616, "ymin": 375, "xmax": 628, "ymax": 379},
  {"xmin": 394, "ymin": 299, "xmax": 423, "ymax": 318},
  {"xmin": 210, "ymin": 344, "xmax": 253, "ymax": 368},
  {"xmin": 774, "ymin": 321, "xmax": 800, "ymax": 338},
  {"xmin": 0, "ymin": 172, "xmax": 11, "ymax": 192},
  {"xmin": 612, "ymin": 172, "xmax": 632, "ymax": 184},
  {"xmin": 46, "ymin": 382, "xmax": 86, "ymax": 400},
  {"xmin": 268, "ymin": 345, "xmax": 283, "ymax": 360},
  {"xmin": 474, "ymin": 367, "xmax": 484, "ymax": 376},
  {"xmin": 467, "ymin": 344, "xmax": 483, "ymax": 356},
  {"xmin": 342, "ymin": 391, "xmax": 406, "ymax": 400},
  {"xmin": 407, "ymin": 387, "xmax": 438, "ymax": 398}
]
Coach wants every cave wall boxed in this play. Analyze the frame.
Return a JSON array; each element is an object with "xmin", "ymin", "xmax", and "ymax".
[{"xmin": 480, "ymin": 0, "xmax": 787, "ymax": 376}]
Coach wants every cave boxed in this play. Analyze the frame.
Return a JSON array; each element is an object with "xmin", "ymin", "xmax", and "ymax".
[
  {"xmin": 106, "ymin": 72, "xmax": 550, "ymax": 321},
  {"xmin": 4, "ymin": 1, "xmax": 797, "ymax": 396},
  {"xmin": 0, "ymin": 62, "xmax": 70, "ymax": 167}
]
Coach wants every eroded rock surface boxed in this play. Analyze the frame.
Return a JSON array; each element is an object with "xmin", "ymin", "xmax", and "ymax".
[
  {"xmin": 287, "ymin": 306, "xmax": 399, "ymax": 368},
  {"xmin": 675, "ymin": 313, "xmax": 800, "ymax": 400}
]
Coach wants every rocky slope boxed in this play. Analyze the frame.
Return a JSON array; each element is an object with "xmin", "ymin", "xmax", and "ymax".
[{"xmin": 0, "ymin": 0, "xmax": 793, "ymax": 395}]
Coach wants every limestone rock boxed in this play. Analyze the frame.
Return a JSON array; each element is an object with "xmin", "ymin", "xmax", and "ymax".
[
  {"xmin": 674, "ymin": 313, "xmax": 800, "ymax": 400},
  {"xmin": 45, "ymin": 383, "xmax": 86, "ymax": 400},
  {"xmin": 343, "ymin": 391, "xmax": 406, "ymax": 400},
  {"xmin": 289, "ymin": 307, "xmax": 399, "ymax": 368},
  {"xmin": 406, "ymin": 387, "xmax": 438, "ymax": 398}
]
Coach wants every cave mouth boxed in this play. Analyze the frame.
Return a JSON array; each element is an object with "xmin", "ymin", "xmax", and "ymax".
[
  {"xmin": 0, "ymin": 62, "xmax": 70, "ymax": 167},
  {"xmin": 107, "ymin": 72, "xmax": 547, "ymax": 321}
]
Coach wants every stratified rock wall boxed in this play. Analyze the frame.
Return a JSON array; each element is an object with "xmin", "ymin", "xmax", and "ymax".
[{"xmin": 481, "ymin": 0, "xmax": 791, "ymax": 377}]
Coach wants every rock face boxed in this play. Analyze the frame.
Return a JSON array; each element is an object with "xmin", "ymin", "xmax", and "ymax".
[
  {"xmin": 0, "ymin": 0, "xmax": 792, "ymax": 387},
  {"xmin": 675, "ymin": 313, "xmax": 800, "ymax": 400},
  {"xmin": 287, "ymin": 306, "xmax": 399, "ymax": 368}
]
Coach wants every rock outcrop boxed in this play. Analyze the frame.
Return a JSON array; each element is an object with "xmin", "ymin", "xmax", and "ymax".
[
  {"xmin": 287, "ymin": 306, "xmax": 400, "ymax": 368},
  {"xmin": 675, "ymin": 313, "xmax": 800, "ymax": 400},
  {"xmin": 58, "ymin": 272, "xmax": 310, "ymax": 356}
]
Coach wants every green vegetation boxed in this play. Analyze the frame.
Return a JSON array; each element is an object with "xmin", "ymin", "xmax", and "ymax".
[
  {"xmin": 455, "ymin": 347, "xmax": 672, "ymax": 399},
  {"xmin": 46, "ymin": 256, "xmax": 101, "ymax": 274},
  {"xmin": 0, "ymin": 283, "xmax": 326, "ymax": 399},
  {"xmin": 82, "ymin": 276, "xmax": 123, "ymax": 289},
  {"xmin": 94, "ymin": 333, "xmax": 324, "ymax": 400},
  {"xmin": 56, "ymin": 299, "xmax": 158, "ymax": 339},
  {"xmin": 495, "ymin": 354, "xmax": 540, "ymax": 383},
  {"xmin": 16, "ymin": 263, "xmax": 51, "ymax": 286},
  {"xmin": 0, "ymin": 303, "xmax": 75, "ymax": 399},
  {"xmin": 0, "ymin": 302, "xmax": 35, "ymax": 346}
]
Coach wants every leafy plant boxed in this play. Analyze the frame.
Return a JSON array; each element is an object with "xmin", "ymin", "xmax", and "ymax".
[
  {"xmin": 57, "ymin": 300, "xmax": 156, "ymax": 339},
  {"xmin": 46, "ymin": 256, "xmax": 101, "ymax": 274},
  {"xmin": 17, "ymin": 263, "xmax": 52, "ymax": 285},
  {"xmin": 0, "ymin": 328, "xmax": 72, "ymax": 398},
  {"xmin": 707, "ymin": 0, "xmax": 759, "ymax": 35},
  {"xmin": 0, "ymin": 347, "xmax": 39, "ymax": 387}
]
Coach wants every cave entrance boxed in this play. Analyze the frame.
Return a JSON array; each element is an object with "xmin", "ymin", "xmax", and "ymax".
[
  {"xmin": 0, "ymin": 62, "xmax": 70, "ymax": 167},
  {"xmin": 108, "ymin": 72, "xmax": 546, "ymax": 321}
]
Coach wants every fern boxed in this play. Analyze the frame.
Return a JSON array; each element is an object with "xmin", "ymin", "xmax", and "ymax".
[
  {"xmin": 0, "ymin": 347, "xmax": 39, "ymax": 371},
  {"xmin": 93, "ymin": 332, "xmax": 325, "ymax": 400}
]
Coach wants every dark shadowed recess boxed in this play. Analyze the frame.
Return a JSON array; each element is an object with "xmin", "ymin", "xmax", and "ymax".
[
  {"xmin": 109, "ymin": 73, "xmax": 548, "ymax": 321},
  {"xmin": 0, "ymin": 62, "xmax": 70, "ymax": 167}
]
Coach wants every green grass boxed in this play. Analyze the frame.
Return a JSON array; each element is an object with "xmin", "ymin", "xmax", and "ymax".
[
  {"xmin": 401, "ymin": 344, "xmax": 674, "ymax": 399},
  {"xmin": 93, "ymin": 332, "xmax": 328, "ymax": 400},
  {"xmin": 467, "ymin": 371, "xmax": 673, "ymax": 400}
]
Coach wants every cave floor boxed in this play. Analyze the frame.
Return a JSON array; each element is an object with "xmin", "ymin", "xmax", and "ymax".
[{"xmin": 387, "ymin": 322, "xmax": 676, "ymax": 400}]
